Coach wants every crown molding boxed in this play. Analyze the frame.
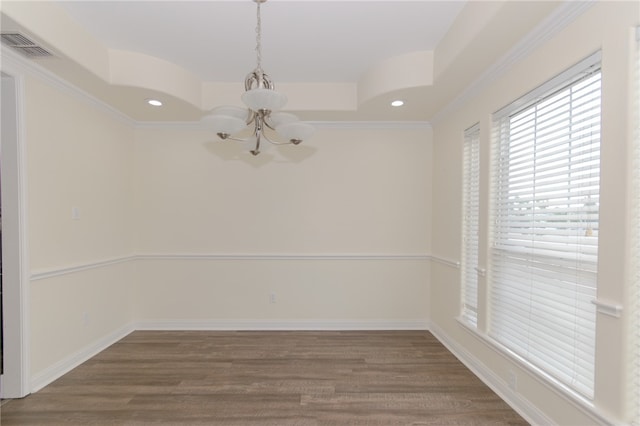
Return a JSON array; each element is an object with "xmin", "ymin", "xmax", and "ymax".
[
  {"xmin": 431, "ymin": 0, "xmax": 596, "ymax": 124},
  {"xmin": 2, "ymin": 46, "xmax": 431, "ymax": 131},
  {"xmin": 134, "ymin": 120, "xmax": 432, "ymax": 130},
  {"xmin": 308, "ymin": 121, "xmax": 431, "ymax": 130},
  {"xmin": 134, "ymin": 121, "xmax": 204, "ymax": 130},
  {"xmin": 1, "ymin": 46, "xmax": 135, "ymax": 127},
  {"xmin": 2, "ymin": 0, "xmax": 595, "ymax": 132}
]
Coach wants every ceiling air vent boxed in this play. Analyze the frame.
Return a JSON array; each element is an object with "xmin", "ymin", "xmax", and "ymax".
[{"xmin": 1, "ymin": 33, "xmax": 52, "ymax": 58}]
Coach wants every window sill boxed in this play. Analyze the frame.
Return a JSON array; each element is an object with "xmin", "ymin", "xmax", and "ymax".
[{"xmin": 453, "ymin": 317, "xmax": 616, "ymax": 426}]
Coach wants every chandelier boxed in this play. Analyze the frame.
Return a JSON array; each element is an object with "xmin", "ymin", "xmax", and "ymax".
[{"xmin": 201, "ymin": 0, "xmax": 314, "ymax": 156}]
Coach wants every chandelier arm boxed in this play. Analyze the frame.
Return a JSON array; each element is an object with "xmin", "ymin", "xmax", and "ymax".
[
  {"xmin": 246, "ymin": 111, "xmax": 257, "ymax": 126},
  {"xmin": 261, "ymin": 128, "xmax": 292, "ymax": 146},
  {"xmin": 203, "ymin": 0, "xmax": 312, "ymax": 157},
  {"xmin": 254, "ymin": 112, "xmax": 288, "ymax": 145},
  {"xmin": 249, "ymin": 119, "xmax": 263, "ymax": 155},
  {"xmin": 219, "ymin": 135, "xmax": 250, "ymax": 142},
  {"xmin": 217, "ymin": 130, "xmax": 291, "ymax": 146},
  {"xmin": 263, "ymin": 116, "xmax": 276, "ymax": 131}
]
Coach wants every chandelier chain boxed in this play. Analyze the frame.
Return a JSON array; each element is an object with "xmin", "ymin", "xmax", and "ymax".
[
  {"xmin": 202, "ymin": 0, "xmax": 314, "ymax": 156},
  {"xmin": 255, "ymin": 1, "xmax": 262, "ymax": 71}
]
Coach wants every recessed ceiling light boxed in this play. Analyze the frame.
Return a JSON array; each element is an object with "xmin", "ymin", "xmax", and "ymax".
[
  {"xmin": 146, "ymin": 99, "xmax": 163, "ymax": 107},
  {"xmin": 391, "ymin": 100, "xmax": 404, "ymax": 107}
]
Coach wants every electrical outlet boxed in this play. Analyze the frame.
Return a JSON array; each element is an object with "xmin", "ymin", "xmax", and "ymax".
[
  {"xmin": 82, "ymin": 312, "xmax": 90, "ymax": 327},
  {"xmin": 269, "ymin": 292, "xmax": 276, "ymax": 304},
  {"xmin": 507, "ymin": 370, "xmax": 517, "ymax": 391}
]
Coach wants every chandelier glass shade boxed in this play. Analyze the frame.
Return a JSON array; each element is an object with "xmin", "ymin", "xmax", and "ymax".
[{"xmin": 201, "ymin": 0, "xmax": 314, "ymax": 156}]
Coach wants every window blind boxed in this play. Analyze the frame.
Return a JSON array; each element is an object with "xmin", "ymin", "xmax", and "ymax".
[
  {"xmin": 632, "ymin": 25, "xmax": 640, "ymax": 426},
  {"xmin": 490, "ymin": 55, "xmax": 601, "ymax": 399},
  {"xmin": 462, "ymin": 123, "xmax": 480, "ymax": 326}
]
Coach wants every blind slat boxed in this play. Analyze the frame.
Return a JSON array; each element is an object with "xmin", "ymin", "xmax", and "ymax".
[
  {"xmin": 490, "ymin": 61, "xmax": 601, "ymax": 399},
  {"xmin": 462, "ymin": 124, "xmax": 480, "ymax": 326}
]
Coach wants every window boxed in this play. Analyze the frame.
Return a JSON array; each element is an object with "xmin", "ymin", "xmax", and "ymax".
[
  {"xmin": 462, "ymin": 124, "xmax": 480, "ymax": 326},
  {"xmin": 490, "ymin": 52, "xmax": 601, "ymax": 398}
]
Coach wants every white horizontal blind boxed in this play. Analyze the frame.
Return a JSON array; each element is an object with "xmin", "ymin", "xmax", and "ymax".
[
  {"xmin": 462, "ymin": 124, "xmax": 480, "ymax": 326},
  {"xmin": 490, "ymin": 56, "xmax": 601, "ymax": 398},
  {"xmin": 632, "ymin": 26, "xmax": 640, "ymax": 426}
]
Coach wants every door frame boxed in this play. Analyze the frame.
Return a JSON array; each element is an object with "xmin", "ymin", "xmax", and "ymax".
[{"xmin": 1, "ymin": 64, "xmax": 31, "ymax": 398}]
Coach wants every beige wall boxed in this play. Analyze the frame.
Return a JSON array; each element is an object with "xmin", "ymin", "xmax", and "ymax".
[
  {"xmin": 132, "ymin": 126, "xmax": 431, "ymax": 255},
  {"xmin": 429, "ymin": 2, "xmax": 639, "ymax": 424},
  {"xmin": 4, "ymin": 0, "xmax": 639, "ymax": 424},
  {"xmin": 19, "ymin": 78, "xmax": 432, "ymax": 384},
  {"xmin": 133, "ymin": 258, "xmax": 429, "ymax": 326},
  {"xmin": 21, "ymin": 73, "xmax": 135, "ymax": 385},
  {"xmin": 132, "ymin": 125, "xmax": 432, "ymax": 325},
  {"xmin": 30, "ymin": 262, "xmax": 134, "ymax": 383},
  {"xmin": 26, "ymin": 76, "xmax": 134, "ymax": 270}
]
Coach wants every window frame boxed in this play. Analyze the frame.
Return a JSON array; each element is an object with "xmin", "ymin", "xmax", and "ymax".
[
  {"xmin": 489, "ymin": 51, "xmax": 602, "ymax": 399},
  {"xmin": 461, "ymin": 123, "xmax": 481, "ymax": 327}
]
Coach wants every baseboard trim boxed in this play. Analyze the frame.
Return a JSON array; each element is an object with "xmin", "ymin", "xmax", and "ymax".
[
  {"xmin": 28, "ymin": 319, "xmax": 428, "ymax": 391},
  {"xmin": 135, "ymin": 319, "xmax": 430, "ymax": 331},
  {"xmin": 428, "ymin": 321, "xmax": 554, "ymax": 426},
  {"xmin": 30, "ymin": 323, "xmax": 135, "ymax": 393}
]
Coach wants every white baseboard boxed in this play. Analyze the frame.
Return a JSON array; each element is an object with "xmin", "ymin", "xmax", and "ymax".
[
  {"xmin": 29, "ymin": 319, "xmax": 428, "ymax": 392},
  {"xmin": 428, "ymin": 321, "xmax": 554, "ymax": 426},
  {"xmin": 30, "ymin": 323, "xmax": 135, "ymax": 393},
  {"xmin": 135, "ymin": 319, "xmax": 430, "ymax": 331},
  {"xmin": 25, "ymin": 318, "xmax": 617, "ymax": 426}
]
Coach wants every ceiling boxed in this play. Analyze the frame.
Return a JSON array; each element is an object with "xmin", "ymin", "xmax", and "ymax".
[
  {"xmin": 57, "ymin": 0, "xmax": 465, "ymax": 84},
  {"xmin": 0, "ymin": 1, "xmax": 564, "ymax": 123}
]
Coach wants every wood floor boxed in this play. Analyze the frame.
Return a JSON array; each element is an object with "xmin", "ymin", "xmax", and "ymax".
[{"xmin": 1, "ymin": 331, "xmax": 528, "ymax": 425}]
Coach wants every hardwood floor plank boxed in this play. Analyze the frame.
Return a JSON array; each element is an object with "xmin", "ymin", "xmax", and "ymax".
[{"xmin": 1, "ymin": 331, "xmax": 528, "ymax": 425}]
